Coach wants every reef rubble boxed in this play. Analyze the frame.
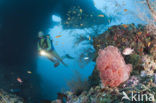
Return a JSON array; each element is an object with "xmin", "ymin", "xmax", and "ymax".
[{"xmin": 0, "ymin": 89, "xmax": 24, "ymax": 103}]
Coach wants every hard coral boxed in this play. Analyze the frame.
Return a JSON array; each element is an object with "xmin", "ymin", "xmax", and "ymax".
[
  {"xmin": 142, "ymin": 55, "xmax": 156, "ymax": 76},
  {"xmin": 96, "ymin": 46, "xmax": 132, "ymax": 87}
]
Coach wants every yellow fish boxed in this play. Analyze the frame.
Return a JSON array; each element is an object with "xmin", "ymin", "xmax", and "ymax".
[
  {"xmin": 89, "ymin": 36, "xmax": 91, "ymax": 40},
  {"xmin": 55, "ymin": 35, "xmax": 62, "ymax": 38},
  {"xmin": 148, "ymin": 42, "xmax": 151, "ymax": 47},
  {"xmin": 80, "ymin": 9, "xmax": 83, "ymax": 13}
]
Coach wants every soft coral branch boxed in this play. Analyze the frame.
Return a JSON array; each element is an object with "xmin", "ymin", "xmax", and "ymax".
[{"xmin": 146, "ymin": 0, "xmax": 156, "ymax": 21}]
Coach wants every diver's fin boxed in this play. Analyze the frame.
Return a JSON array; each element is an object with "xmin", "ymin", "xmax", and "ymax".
[
  {"xmin": 61, "ymin": 61, "xmax": 68, "ymax": 67},
  {"xmin": 62, "ymin": 54, "xmax": 74, "ymax": 59},
  {"xmin": 54, "ymin": 62, "xmax": 60, "ymax": 68}
]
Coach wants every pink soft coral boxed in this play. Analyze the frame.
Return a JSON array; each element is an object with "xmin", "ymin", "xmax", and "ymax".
[{"xmin": 96, "ymin": 46, "xmax": 132, "ymax": 87}]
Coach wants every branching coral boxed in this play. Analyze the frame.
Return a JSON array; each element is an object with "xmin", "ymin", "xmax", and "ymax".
[{"xmin": 96, "ymin": 46, "xmax": 132, "ymax": 87}]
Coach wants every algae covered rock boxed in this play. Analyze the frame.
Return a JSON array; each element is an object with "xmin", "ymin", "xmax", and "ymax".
[{"xmin": 88, "ymin": 67, "xmax": 100, "ymax": 88}]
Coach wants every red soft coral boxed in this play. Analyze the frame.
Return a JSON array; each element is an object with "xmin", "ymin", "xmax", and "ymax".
[{"xmin": 96, "ymin": 46, "xmax": 132, "ymax": 87}]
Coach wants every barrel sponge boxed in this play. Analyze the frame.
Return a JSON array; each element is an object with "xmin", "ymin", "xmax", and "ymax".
[{"xmin": 96, "ymin": 46, "xmax": 132, "ymax": 87}]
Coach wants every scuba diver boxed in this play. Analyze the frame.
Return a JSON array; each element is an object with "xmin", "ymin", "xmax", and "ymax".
[{"xmin": 37, "ymin": 31, "xmax": 67, "ymax": 67}]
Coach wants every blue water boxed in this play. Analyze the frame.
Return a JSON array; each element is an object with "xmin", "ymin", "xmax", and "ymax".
[{"xmin": 37, "ymin": 0, "xmax": 152, "ymax": 100}]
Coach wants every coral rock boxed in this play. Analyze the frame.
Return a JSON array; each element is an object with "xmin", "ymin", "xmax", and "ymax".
[
  {"xmin": 142, "ymin": 55, "xmax": 156, "ymax": 76},
  {"xmin": 96, "ymin": 46, "xmax": 132, "ymax": 87}
]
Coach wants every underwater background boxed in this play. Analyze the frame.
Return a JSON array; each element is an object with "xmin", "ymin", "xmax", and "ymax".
[{"xmin": 0, "ymin": 0, "xmax": 156, "ymax": 103}]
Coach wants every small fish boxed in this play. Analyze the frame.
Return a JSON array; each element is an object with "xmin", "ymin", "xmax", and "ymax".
[
  {"xmin": 123, "ymin": 48, "xmax": 134, "ymax": 55},
  {"xmin": 84, "ymin": 57, "xmax": 89, "ymax": 60},
  {"xmin": 17, "ymin": 77, "xmax": 23, "ymax": 83},
  {"xmin": 137, "ymin": 32, "xmax": 142, "ymax": 35},
  {"xmin": 27, "ymin": 71, "xmax": 32, "ymax": 74},
  {"xmin": 80, "ymin": 24, "xmax": 83, "ymax": 26},
  {"xmin": 80, "ymin": 9, "xmax": 83, "ymax": 13},
  {"xmin": 148, "ymin": 42, "xmax": 151, "ymax": 47},
  {"xmin": 55, "ymin": 35, "xmax": 62, "ymax": 38},
  {"xmin": 124, "ymin": 9, "xmax": 128, "ymax": 12},
  {"xmin": 98, "ymin": 15, "xmax": 104, "ymax": 17},
  {"xmin": 67, "ymin": 18, "xmax": 71, "ymax": 20},
  {"xmin": 89, "ymin": 36, "xmax": 91, "ymax": 40},
  {"xmin": 122, "ymin": 24, "xmax": 128, "ymax": 28}
]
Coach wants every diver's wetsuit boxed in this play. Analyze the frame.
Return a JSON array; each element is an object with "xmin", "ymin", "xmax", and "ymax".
[{"xmin": 38, "ymin": 36, "xmax": 59, "ymax": 64}]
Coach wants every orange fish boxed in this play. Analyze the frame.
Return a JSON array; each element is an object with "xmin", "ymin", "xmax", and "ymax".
[
  {"xmin": 98, "ymin": 15, "xmax": 104, "ymax": 17},
  {"xmin": 122, "ymin": 24, "xmax": 128, "ymax": 28},
  {"xmin": 89, "ymin": 36, "xmax": 91, "ymax": 40},
  {"xmin": 137, "ymin": 32, "xmax": 142, "ymax": 36},
  {"xmin": 148, "ymin": 42, "xmax": 151, "ymax": 47},
  {"xmin": 17, "ymin": 77, "xmax": 23, "ymax": 83},
  {"xmin": 55, "ymin": 35, "xmax": 62, "ymax": 38},
  {"xmin": 124, "ymin": 9, "xmax": 128, "ymax": 12}
]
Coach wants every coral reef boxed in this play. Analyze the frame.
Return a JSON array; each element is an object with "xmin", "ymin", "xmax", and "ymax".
[
  {"xmin": 0, "ymin": 89, "xmax": 24, "ymax": 103},
  {"xmin": 60, "ymin": 76, "xmax": 156, "ymax": 103},
  {"xmin": 51, "ymin": 24, "xmax": 156, "ymax": 103},
  {"xmin": 94, "ymin": 24, "xmax": 156, "ymax": 75},
  {"xmin": 122, "ymin": 76, "xmax": 139, "ymax": 88},
  {"xmin": 96, "ymin": 46, "xmax": 132, "ymax": 87}
]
